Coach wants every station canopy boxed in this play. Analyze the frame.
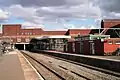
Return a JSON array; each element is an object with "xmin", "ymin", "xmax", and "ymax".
[{"xmin": 35, "ymin": 35, "xmax": 71, "ymax": 40}]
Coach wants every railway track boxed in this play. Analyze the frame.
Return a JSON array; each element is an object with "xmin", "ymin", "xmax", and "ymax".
[
  {"xmin": 42, "ymin": 53, "xmax": 120, "ymax": 77},
  {"xmin": 21, "ymin": 51, "xmax": 120, "ymax": 80}
]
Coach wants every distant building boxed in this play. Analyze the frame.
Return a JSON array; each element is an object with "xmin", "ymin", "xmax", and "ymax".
[
  {"xmin": 101, "ymin": 19, "xmax": 120, "ymax": 28},
  {"xmin": 0, "ymin": 24, "xmax": 67, "ymax": 50},
  {"xmin": 0, "ymin": 19, "xmax": 119, "ymax": 50}
]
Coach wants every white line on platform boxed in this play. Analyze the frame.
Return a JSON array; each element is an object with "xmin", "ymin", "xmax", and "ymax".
[{"xmin": 18, "ymin": 50, "xmax": 44, "ymax": 80}]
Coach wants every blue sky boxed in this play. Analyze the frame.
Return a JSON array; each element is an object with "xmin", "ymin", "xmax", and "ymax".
[
  {"xmin": 1, "ymin": 0, "xmax": 119, "ymax": 31},
  {"xmin": 5, "ymin": 16, "xmax": 96, "ymax": 26},
  {"xmin": 65, "ymin": 18, "xmax": 96, "ymax": 26},
  {"xmin": 0, "ymin": 16, "xmax": 24, "ymax": 32},
  {"xmin": 7, "ymin": 16, "xmax": 25, "ymax": 24},
  {"xmin": 1, "ymin": 16, "xmax": 97, "ymax": 31}
]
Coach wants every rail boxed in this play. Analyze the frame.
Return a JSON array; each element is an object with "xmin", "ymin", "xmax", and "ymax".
[{"xmin": 21, "ymin": 51, "xmax": 120, "ymax": 80}]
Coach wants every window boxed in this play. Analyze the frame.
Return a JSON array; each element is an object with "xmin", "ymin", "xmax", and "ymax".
[
  {"xmin": 116, "ymin": 41, "xmax": 120, "ymax": 44},
  {"xmin": 108, "ymin": 41, "xmax": 112, "ymax": 44},
  {"xmin": 21, "ymin": 33, "xmax": 24, "ymax": 35},
  {"xmin": 17, "ymin": 38, "xmax": 21, "ymax": 42},
  {"xmin": 29, "ymin": 32, "xmax": 32, "ymax": 35},
  {"xmin": 11, "ymin": 39, "xmax": 13, "ymax": 42},
  {"xmin": 93, "ymin": 37, "xmax": 98, "ymax": 40},
  {"xmin": 25, "ymin": 38, "xmax": 30, "ymax": 42},
  {"xmin": 25, "ymin": 32, "xmax": 27, "ymax": 35},
  {"xmin": 33, "ymin": 33, "xmax": 35, "ymax": 35}
]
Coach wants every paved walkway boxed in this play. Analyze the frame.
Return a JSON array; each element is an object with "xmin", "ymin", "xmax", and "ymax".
[
  {"xmin": 0, "ymin": 52, "xmax": 25, "ymax": 80},
  {"xmin": 17, "ymin": 50, "xmax": 43, "ymax": 80}
]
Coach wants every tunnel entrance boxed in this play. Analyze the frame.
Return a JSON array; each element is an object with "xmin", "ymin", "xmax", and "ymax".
[
  {"xmin": 25, "ymin": 44, "xmax": 31, "ymax": 51},
  {"xmin": 15, "ymin": 44, "xmax": 32, "ymax": 50},
  {"xmin": 15, "ymin": 44, "xmax": 24, "ymax": 50}
]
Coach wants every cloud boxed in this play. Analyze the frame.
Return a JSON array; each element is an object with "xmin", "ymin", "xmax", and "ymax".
[
  {"xmin": 0, "ymin": 0, "xmax": 89, "ymax": 7},
  {"xmin": 36, "ymin": 3, "xmax": 101, "ymax": 21},
  {"xmin": 94, "ymin": 0, "xmax": 120, "ymax": 19},
  {"xmin": 0, "ymin": 0, "xmax": 65, "ymax": 7},
  {"xmin": 4, "ymin": 2, "xmax": 101, "ymax": 28},
  {"xmin": 0, "ymin": 9, "xmax": 9, "ymax": 22},
  {"xmin": 22, "ymin": 21, "xmax": 44, "ymax": 28},
  {"xmin": 22, "ymin": 21, "xmax": 43, "ymax": 27},
  {"xmin": 6, "ymin": 5, "xmax": 44, "ymax": 27},
  {"xmin": 1, "ymin": 0, "xmax": 120, "ymax": 19},
  {"xmin": 63, "ymin": 24, "xmax": 76, "ymax": 29},
  {"xmin": 88, "ymin": 25, "xmax": 96, "ymax": 29},
  {"xmin": 95, "ymin": 0, "xmax": 120, "ymax": 13},
  {"xmin": 80, "ymin": 26, "xmax": 86, "ymax": 29},
  {"xmin": 20, "ymin": 0, "xmax": 65, "ymax": 7},
  {"xmin": 65, "ymin": 0, "xmax": 89, "ymax": 6},
  {"xmin": 94, "ymin": 18, "xmax": 102, "ymax": 28},
  {"xmin": 1, "ymin": 0, "xmax": 120, "ymax": 29},
  {"xmin": 7, "ymin": 5, "xmax": 41, "ymax": 23}
]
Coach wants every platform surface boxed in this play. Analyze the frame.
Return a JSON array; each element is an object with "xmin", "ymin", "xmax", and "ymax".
[{"xmin": 0, "ymin": 52, "xmax": 25, "ymax": 80}]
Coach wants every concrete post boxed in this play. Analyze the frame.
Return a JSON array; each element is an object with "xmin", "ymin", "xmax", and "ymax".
[
  {"xmin": 24, "ymin": 44, "xmax": 26, "ymax": 50},
  {"xmin": 12, "ymin": 44, "xmax": 15, "ymax": 49}
]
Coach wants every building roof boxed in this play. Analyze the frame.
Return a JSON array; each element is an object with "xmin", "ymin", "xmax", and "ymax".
[
  {"xmin": 77, "ymin": 34, "xmax": 110, "ymax": 37},
  {"xmin": 42, "ymin": 31, "xmax": 67, "ymax": 35},
  {"xmin": 105, "ymin": 38, "xmax": 120, "ymax": 41},
  {"xmin": 103, "ymin": 19, "xmax": 120, "ymax": 22},
  {"xmin": 112, "ymin": 24, "xmax": 120, "ymax": 28},
  {"xmin": 2, "ymin": 24, "xmax": 22, "ymax": 26},
  {"xmin": 35, "ymin": 35, "xmax": 71, "ymax": 40},
  {"xmin": 68, "ymin": 29, "xmax": 91, "ymax": 35}
]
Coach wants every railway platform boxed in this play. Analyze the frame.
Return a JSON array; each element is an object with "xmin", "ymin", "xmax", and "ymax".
[
  {"xmin": 0, "ymin": 50, "xmax": 42, "ymax": 80},
  {"xmin": 21, "ymin": 50, "xmax": 120, "ymax": 80},
  {"xmin": 35, "ymin": 50, "xmax": 120, "ymax": 74}
]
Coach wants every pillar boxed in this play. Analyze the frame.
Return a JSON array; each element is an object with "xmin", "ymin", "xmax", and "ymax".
[
  {"xmin": 24, "ymin": 44, "xmax": 26, "ymax": 50},
  {"xmin": 12, "ymin": 44, "xmax": 15, "ymax": 49}
]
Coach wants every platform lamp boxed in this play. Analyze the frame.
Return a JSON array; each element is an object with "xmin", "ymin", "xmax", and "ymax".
[
  {"xmin": 78, "ymin": 33, "xmax": 80, "ymax": 37},
  {"xmin": 10, "ymin": 37, "xmax": 14, "ymax": 50},
  {"xmin": 118, "ymin": 30, "xmax": 120, "ymax": 55},
  {"xmin": 118, "ymin": 44, "xmax": 120, "ymax": 55},
  {"xmin": 118, "ymin": 41, "xmax": 120, "ymax": 55},
  {"xmin": 76, "ymin": 33, "xmax": 81, "ymax": 41}
]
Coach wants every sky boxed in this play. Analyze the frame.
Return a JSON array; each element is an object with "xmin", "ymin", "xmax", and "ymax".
[{"xmin": 0, "ymin": 0, "xmax": 120, "ymax": 31}]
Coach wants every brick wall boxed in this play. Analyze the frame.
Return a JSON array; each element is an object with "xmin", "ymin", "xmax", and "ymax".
[
  {"xmin": 94, "ymin": 40, "xmax": 104, "ymax": 55},
  {"xmin": 101, "ymin": 19, "xmax": 120, "ymax": 28},
  {"xmin": 104, "ymin": 42, "xmax": 119, "ymax": 53},
  {"xmin": 2, "ymin": 24, "xmax": 21, "ymax": 36},
  {"xmin": 83, "ymin": 40, "xmax": 90, "ymax": 54}
]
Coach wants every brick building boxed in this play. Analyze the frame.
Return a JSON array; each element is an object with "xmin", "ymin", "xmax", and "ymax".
[
  {"xmin": 1, "ymin": 24, "xmax": 67, "ymax": 50},
  {"xmin": 101, "ymin": 19, "xmax": 120, "ymax": 38},
  {"xmin": 101, "ymin": 19, "xmax": 120, "ymax": 28},
  {"xmin": 0, "ymin": 19, "xmax": 120, "ymax": 50},
  {"xmin": 2, "ymin": 24, "xmax": 43, "ymax": 36}
]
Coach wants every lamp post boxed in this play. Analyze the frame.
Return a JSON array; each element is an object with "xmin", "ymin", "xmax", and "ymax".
[{"xmin": 118, "ymin": 44, "xmax": 120, "ymax": 56}]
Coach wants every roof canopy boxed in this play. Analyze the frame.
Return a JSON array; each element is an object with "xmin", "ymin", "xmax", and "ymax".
[{"xmin": 35, "ymin": 35, "xmax": 71, "ymax": 40}]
